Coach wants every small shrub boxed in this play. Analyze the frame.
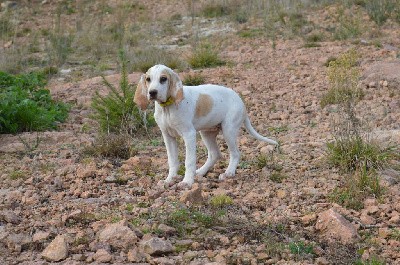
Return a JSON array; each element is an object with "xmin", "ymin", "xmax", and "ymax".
[
  {"xmin": 188, "ymin": 43, "xmax": 225, "ymax": 69},
  {"xmin": 270, "ymin": 172, "xmax": 286, "ymax": 183},
  {"xmin": 92, "ymin": 50, "xmax": 153, "ymax": 135},
  {"xmin": 83, "ymin": 133, "xmax": 137, "ymax": 160},
  {"xmin": 0, "ymin": 14, "xmax": 14, "ymax": 37},
  {"xmin": 237, "ymin": 28, "xmax": 264, "ymax": 38},
  {"xmin": 333, "ymin": 9, "xmax": 362, "ymax": 40},
  {"xmin": 321, "ymin": 49, "xmax": 362, "ymax": 108},
  {"xmin": 201, "ymin": 3, "xmax": 231, "ymax": 18},
  {"xmin": 129, "ymin": 48, "xmax": 186, "ymax": 73},
  {"xmin": 183, "ymin": 73, "xmax": 205, "ymax": 86},
  {"xmin": 210, "ymin": 194, "xmax": 234, "ymax": 208},
  {"xmin": 364, "ymin": 0, "xmax": 394, "ymax": 26},
  {"xmin": 288, "ymin": 241, "xmax": 314, "ymax": 256},
  {"xmin": 165, "ymin": 207, "xmax": 217, "ymax": 236},
  {"xmin": 326, "ymin": 136, "xmax": 392, "ymax": 173},
  {"xmin": 9, "ymin": 170, "xmax": 26, "ymax": 180},
  {"xmin": 0, "ymin": 71, "xmax": 69, "ymax": 134}
]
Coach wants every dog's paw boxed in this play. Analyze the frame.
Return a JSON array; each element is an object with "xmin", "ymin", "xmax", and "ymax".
[
  {"xmin": 177, "ymin": 179, "xmax": 193, "ymax": 190},
  {"xmin": 218, "ymin": 172, "xmax": 234, "ymax": 181}
]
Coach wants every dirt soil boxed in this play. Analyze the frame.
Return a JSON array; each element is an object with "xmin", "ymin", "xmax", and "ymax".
[{"xmin": 1, "ymin": 1, "xmax": 400, "ymax": 264}]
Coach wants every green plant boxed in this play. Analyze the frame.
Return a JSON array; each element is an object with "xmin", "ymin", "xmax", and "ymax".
[
  {"xmin": 83, "ymin": 133, "xmax": 137, "ymax": 159},
  {"xmin": 0, "ymin": 71, "xmax": 69, "ymax": 134},
  {"xmin": 0, "ymin": 14, "xmax": 14, "ymax": 38},
  {"xmin": 165, "ymin": 207, "xmax": 217, "ymax": 236},
  {"xmin": 9, "ymin": 170, "xmax": 26, "ymax": 180},
  {"xmin": 288, "ymin": 240, "xmax": 314, "ymax": 256},
  {"xmin": 270, "ymin": 172, "xmax": 286, "ymax": 183},
  {"xmin": 201, "ymin": 3, "xmax": 231, "ymax": 18},
  {"xmin": 47, "ymin": 3, "xmax": 74, "ymax": 66},
  {"xmin": 209, "ymin": 194, "xmax": 234, "ymax": 208},
  {"xmin": 354, "ymin": 256, "xmax": 386, "ymax": 265},
  {"xmin": 183, "ymin": 73, "xmax": 205, "ymax": 86},
  {"xmin": 333, "ymin": 8, "xmax": 362, "ymax": 40},
  {"xmin": 326, "ymin": 136, "xmax": 392, "ymax": 173},
  {"xmin": 129, "ymin": 48, "xmax": 186, "ymax": 73},
  {"xmin": 188, "ymin": 43, "xmax": 225, "ymax": 69},
  {"xmin": 92, "ymin": 50, "xmax": 153, "ymax": 135},
  {"xmin": 364, "ymin": 0, "xmax": 394, "ymax": 26}
]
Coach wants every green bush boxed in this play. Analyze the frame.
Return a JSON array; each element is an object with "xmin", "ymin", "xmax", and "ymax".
[
  {"xmin": 91, "ymin": 50, "xmax": 153, "ymax": 135},
  {"xmin": 188, "ymin": 43, "xmax": 225, "ymax": 69},
  {"xmin": 0, "ymin": 71, "xmax": 69, "ymax": 134},
  {"xmin": 183, "ymin": 73, "xmax": 205, "ymax": 86}
]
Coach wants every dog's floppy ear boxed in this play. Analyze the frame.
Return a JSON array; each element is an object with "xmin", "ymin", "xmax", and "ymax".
[
  {"xmin": 134, "ymin": 75, "xmax": 149, "ymax": 111},
  {"xmin": 167, "ymin": 69, "xmax": 184, "ymax": 105}
]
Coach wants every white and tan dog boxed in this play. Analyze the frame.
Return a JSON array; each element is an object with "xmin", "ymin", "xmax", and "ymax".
[{"xmin": 134, "ymin": 65, "xmax": 278, "ymax": 187}]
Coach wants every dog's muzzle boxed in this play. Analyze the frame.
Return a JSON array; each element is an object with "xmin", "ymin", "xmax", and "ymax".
[{"xmin": 149, "ymin": 90, "xmax": 158, "ymax": 100}]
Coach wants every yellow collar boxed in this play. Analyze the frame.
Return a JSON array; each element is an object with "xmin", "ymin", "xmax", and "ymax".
[{"xmin": 158, "ymin": 97, "xmax": 174, "ymax": 107}]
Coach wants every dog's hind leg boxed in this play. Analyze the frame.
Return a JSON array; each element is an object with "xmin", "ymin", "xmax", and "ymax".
[{"xmin": 196, "ymin": 130, "xmax": 222, "ymax": 177}]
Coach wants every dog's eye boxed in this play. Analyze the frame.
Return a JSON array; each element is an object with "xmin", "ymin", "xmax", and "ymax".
[
  {"xmin": 146, "ymin": 77, "xmax": 151, "ymax": 82},
  {"xmin": 160, "ymin": 76, "xmax": 167, "ymax": 83}
]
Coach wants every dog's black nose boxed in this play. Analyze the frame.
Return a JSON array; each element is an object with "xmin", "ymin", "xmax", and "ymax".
[{"xmin": 149, "ymin": 90, "xmax": 157, "ymax": 99}]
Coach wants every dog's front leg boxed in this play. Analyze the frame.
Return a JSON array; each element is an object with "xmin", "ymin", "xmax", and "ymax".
[
  {"xmin": 161, "ymin": 131, "xmax": 179, "ymax": 183},
  {"xmin": 180, "ymin": 129, "xmax": 197, "ymax": 187}
]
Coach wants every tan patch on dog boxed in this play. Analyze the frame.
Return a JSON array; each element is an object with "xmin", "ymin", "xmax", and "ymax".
[{"xmin": 195, "ymin": 94, "xmax": 213, "ymax": 118}]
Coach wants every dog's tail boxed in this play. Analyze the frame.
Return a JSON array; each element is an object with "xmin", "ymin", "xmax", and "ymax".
[{"xmin": 244, "ymin": 115, "xmax": 279, "ymax": 145}]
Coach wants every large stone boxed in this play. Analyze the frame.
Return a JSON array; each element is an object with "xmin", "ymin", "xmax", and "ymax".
[
  {"xmin": 315, "ymin": 208, "xmax": 359, "ymax": 244},
  {"xmin": 93, "ymin": 248, "xmax": 112, "ymax": 263},
  {"xmin": 362, "ymin": 61, "xmax": 400, "ymax": 89},
  {"xmin": 98, "ymin": 220, "xmax": 137, "ymax": 250},
  {"xmin": 180, "ymin": 183, "xmax": 204, "ymax": 204},
  {"xmin": 41, "ymin": 235, "xmax": 68, "ymax": 262},
  {"xmin": 141, "ymin": 237, "xmax": 174, "ymax": 256}
]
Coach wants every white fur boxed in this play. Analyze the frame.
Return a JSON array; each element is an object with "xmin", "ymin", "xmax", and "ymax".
[{"xmin": 135, "ymin": 65, "xmax": 278, "ymax": 187}]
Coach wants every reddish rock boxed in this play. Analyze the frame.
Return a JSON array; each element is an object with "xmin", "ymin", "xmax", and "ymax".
[
  {"xmin": 315, "ymin": 208, "xmax": 359, "ymax": 244},
  {"xmin": 180, "ymin": 183, "xmax": 204, "ymax": 204},
  {"xmin": 98, "ymin": 220, "xmax": 137, "ymax": 250},
  {"xmin": 41, "ymin": 235, "xmax": 68, "ymax": 262}
]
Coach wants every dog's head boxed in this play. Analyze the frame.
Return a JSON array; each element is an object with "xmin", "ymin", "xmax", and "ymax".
[{"xmin": 134, "ymin": 65, "xmax": 184, "ymax": 110}]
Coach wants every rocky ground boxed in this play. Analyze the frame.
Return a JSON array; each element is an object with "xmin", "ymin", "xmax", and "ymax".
[{"xmin": 1, "ymin": 1, "xmax": 400, "ymax": 264}]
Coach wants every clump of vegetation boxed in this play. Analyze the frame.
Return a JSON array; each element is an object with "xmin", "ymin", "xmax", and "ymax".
[
  {"xmin": 82, "ymin": 133, "xmax": 137, "ymax": 160},
  {"xmin": 91, "ymin": 50, "xmax": 152, "ymax": 135},
  {"xmin": 332, "ymin": 8, "xmax": 363, "ymax": 40},
  {"xmin": 321, "ymin": 49, "xmax": 363, "ymax": 108},
  {"xmin": 188, "ymin": 43, "xmax": 225, "ymax": 69},
  {"xmin": 209, "ymin": 194, "xmax": 234, "ymax": 208},
  {"xmin": 129, "ymin": 48, "xmax": 186, "ymax": 73},
  {"xmin": 201, "ymin": 3, "xmax": 231, "ymax": 18},
  {"xmin": 288, "ymin": 240, "xmax": 314, "ymax": 256},
  {"xmin": 364, "ymin": 0, "xmax": 395, "ymax": 26},
  {"xmin": 323, "ymin": 50, "xmax": 398, "ymax": 209},
  {"xmin": 0, "ymin": 71, "xmax": 69, "ymax": 134},
  {"xmin": 165, "ymin": 207, "xmax": 217, "ymax": 236},
  {"xmin": 183, "ymin": 73, "xmax": 205, "ymax": 86}
]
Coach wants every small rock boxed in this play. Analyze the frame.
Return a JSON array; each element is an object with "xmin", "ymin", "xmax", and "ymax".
[
  {"xmin": 241, "ymin": 90, "xmax": 251, "ymax": 96},
  {"xmin": 98, "ymin": 220, "xmax": 137, "ymax": 250},
  {"xmin": 93, "ymin": 249, "xmax": 112, "ymax": 263},
  {"xmin": 158, "ymin": 224, "xmax": 176, "ymax": 235},
  {"xmin": 180, "ymin": 183, "xmax": 204, "ymax": 204},
  {"xmin": 141, "ymin": 237, "xmax": 173, "ymax": 256},
  {"xmin": 300, "ymin": 213, "xmax": 317, "ymax": 225},
  {"xmin": 360, "ymin": 213, "xmax": 375, "ymax": 225},
  {"xmin": 33, "ymin": 231, "xmax": 50, "ymax": 242},
  {"xmin": 316, "ymin": 257, "xmax": 329, "ymax": 265},
  {"xmin": 127, "ymin": 247, "xmax": 146, "ymax": 262},
  {"xmin": 276, "ymin": 189, "xmax": 286, "ymax": 199},
  {"xmin": 368, "ymin": 81, "xmax": 377, "ymax": 88},
  {"xmin": 0, "ymin": 210, "xmax": 21, "ymax": 224},
  {"xmin": 41, "ymin": 235, "xmax": 68, "ymax": 262},
  {"xmin": 315, "ymin": 208, "xmax": 359, "ymax": 244}
]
